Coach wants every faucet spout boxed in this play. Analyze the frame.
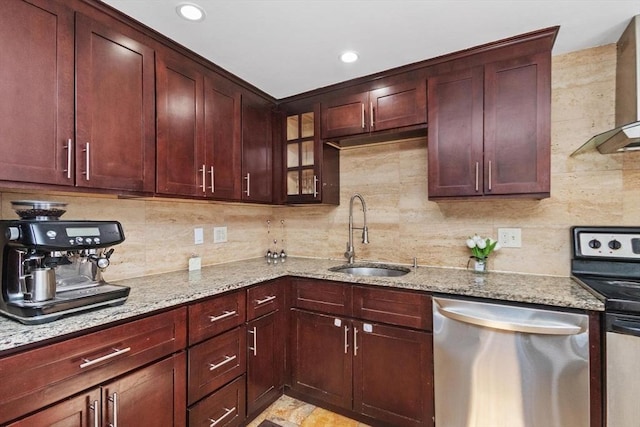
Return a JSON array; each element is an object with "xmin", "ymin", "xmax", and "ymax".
[{"xmin": 345, "ymin": 193, "xmax": 369, "ymax": 264}]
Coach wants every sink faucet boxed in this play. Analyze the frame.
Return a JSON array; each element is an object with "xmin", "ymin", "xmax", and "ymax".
[{"xmin": 345, "ymin": 193, "xmax": 369, "ymax": 264}]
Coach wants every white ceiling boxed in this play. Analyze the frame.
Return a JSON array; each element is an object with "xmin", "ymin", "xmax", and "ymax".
[{"xmin": 102, "ymin": 0, "xmax": 639, "ymax": 99}]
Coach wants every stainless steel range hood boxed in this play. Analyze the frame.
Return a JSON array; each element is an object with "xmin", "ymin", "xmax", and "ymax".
[{"xmin": 574, "ymin": 16, "xmax": 640, "ymax": 155}]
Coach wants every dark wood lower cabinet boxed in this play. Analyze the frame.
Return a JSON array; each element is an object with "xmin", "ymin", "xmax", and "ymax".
[
  {"xmin": 8, "ymin": 353, "xmax": 186, "ymax": 427},
  {"xmin": 353, "ymin": 321, "xmax": 433, "ymax": 427},
  {"xmin": 289, "ymin": 308, "xmax": 434, "ymax": 427},
  {"xmin": 188, "ymin": 375, "xmax": 246, "ymax": 427},
  {"xmin": 247, "ymin": 310, "xmax": 284, "ymax": 417},
  {"xmin": 290, "ymin": 309, "xmax": 353, "ymax": 410}
]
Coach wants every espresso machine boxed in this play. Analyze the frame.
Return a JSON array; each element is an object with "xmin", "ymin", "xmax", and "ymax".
[{"xmin": 0, "ymin": 201, "xmax": 130, "ymax": 324}]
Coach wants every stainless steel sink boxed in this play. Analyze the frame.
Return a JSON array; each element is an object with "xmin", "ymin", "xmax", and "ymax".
[{"xmin": 329, "ymin": 263, "xmax": 411, "ymax": 277}]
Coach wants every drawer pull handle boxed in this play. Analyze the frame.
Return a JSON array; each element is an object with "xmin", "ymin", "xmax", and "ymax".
[
  {"xmin": 255, "ymin": 295, "xmax": 276, "ymax": 305},
  {"xmin": 80, "ymin": 347, "xmax": 131, "ymax": 368},
  {"xmin": 209, "ymin": 355, "xmax": 237, "ymax": 371},
  {"xmin": 209, "ymin": 407, "xmax": 236, "ymax": 427},
  {"xmin": 209, "ymin": 310, "xmax": 237, "ymax": 322}
]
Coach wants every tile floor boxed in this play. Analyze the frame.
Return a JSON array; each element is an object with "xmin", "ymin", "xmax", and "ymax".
[{"xmin": 246, "ymin": 395, "xmax": 370, "ymax": 427}]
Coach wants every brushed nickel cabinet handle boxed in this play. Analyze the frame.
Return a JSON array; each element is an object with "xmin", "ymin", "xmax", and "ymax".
[
  {"xmin": 488, "ymin": 160, "xmax": 492, "ymax": 191},
  {"xmin": 209, "ymin": 166, "xmax": 215, "ymax": 193},
  {"xmin": 64, "ymin": 139, "xmax": 72, "ymax": 179},
  {"xmin": 209, "ymin": 355, "xmax": 237, "ymax": 371},
  {"xmin": 313, "ymin": 175, "xmax": 319, "ymax": 198},
  {"xmin": 199, "ymin": 164, "xmax": 206, "ymax": 193},
  {"xmin": 90, "ymin": 399, "xmax": 99, "ymax": 427},
  {"xmin": 354, "ymin": 327, "xmax": 359, "ymax": 356},
  {"xmin": 475, "ymin": 162, "xmax": 479, "ymax": 192},
  {"xmin": 208, "ymin": 407, "xmax": 236, "ymax": 427},
  {"xmin": 361, "ymin": 103, "xmax": 365, "ymax": 129},
  {"xmin": 255, "ymin": 295, "xmax": 276, "ymax": 305},
  {"xmin": 248, "ymin": 326, "xmax": 257, "ymax": 356},
  {"xmin": 244, "ymin": 173, "xmax": 250, "ymax": 197},
  {"xmin": 370, "ymin": 101, "xmax": 374, "ymax": 128},
  {"xmin": 344, "ymin": 325, "xmax": 350, "ymax": 354},
  {"xmin": 83, "ymin": 143, "xmax": 90, "ymax": 180},
  {"xmin": 108, "ymin": 392, "xmax": 118, "ymax": 427},
  {"xmin": 80, "ymin": 347, "xmax": 131, "ymax": 368},
  {"xmin": 208, "ymin": 310, "xmax": 236, "ymax": 322}
]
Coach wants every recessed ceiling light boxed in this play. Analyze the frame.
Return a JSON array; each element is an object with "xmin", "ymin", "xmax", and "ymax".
[
  {"xmin": 176, "ymin": 3, "xmax": 206, "ymax": 22},
  {"xmin": 340, "ymin": 51, "xmax": 359, "ymax": 63}
]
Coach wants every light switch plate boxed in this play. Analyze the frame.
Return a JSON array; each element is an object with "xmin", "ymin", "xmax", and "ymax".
[
  {"xmin": 194, "ymin": 227, "xmax": 204, "ymax": 245},
  {"xmin": 498, "ymin": 228, "xmax": 522, "ymax": 248},
  {"xmin": 213, "ymin": 226, "xmax": 228, "ymax": 243}
]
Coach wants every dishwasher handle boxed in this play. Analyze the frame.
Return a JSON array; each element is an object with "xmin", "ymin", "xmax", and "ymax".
[{"xmin": 434, "ymin": 299, "xmax": 585, "ymax": 335}]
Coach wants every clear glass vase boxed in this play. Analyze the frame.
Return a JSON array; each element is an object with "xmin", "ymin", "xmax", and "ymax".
[{"xmin": 470, "ymin": 257, "xmax": 488, "ymax": 273}]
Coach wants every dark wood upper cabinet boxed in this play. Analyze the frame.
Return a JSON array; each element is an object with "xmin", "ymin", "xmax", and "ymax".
[
  {"xmin": 242, "ymin": 91, "xmax": 274, "ymax": 203},
  {"xmin": 204, "ymin": 73, "xmax": 242, "ymax": 201},
  {"xmin": 281, "ymin": 103, "xmax": 340, "ymax": 205},
  {"xmin": 75, "ymin": 13, "xmax": 156, "ymax": 193},
  {"xmin": 428, "ymin": 51, "xmax": 552, "ymax": 199},
  {"xmin": 156, "ymin": 51, "xmax": 204, "ymax": 197},
  {"xmin": 321, "ymin": 79, "xmax": 427, "ymax": 140},
  {"xmin": 0, "ymin": 0, "xmax": 73, "ymax": 186},
  {"xmin": 157, "ymin": 50, "xmax": 243, "ymax": 200}
]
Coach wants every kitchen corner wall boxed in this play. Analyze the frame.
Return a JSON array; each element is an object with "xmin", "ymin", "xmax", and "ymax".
[{"xmin": 1, "ymin": 44, "xmax": 638, "ymax": 280}]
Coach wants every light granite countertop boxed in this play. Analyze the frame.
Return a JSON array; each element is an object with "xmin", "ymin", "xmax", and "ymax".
[{"xmin": 0, "ymin": 257, "xmax": 603, "ymax": 354}]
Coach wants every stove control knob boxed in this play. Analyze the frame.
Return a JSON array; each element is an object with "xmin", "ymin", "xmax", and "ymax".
[
  {"xmin": 608, "ymin": 239, "xmax": 622, "ymax": 250},
  {"xmin": 588, "ymin": 239, "xmax": 601, "ymax": 249}
]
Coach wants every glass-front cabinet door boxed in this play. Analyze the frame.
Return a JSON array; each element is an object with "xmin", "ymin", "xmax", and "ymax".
[
  {"xmin": 283, "ymin": 103, "xmax": 340, "ymax": 205},
  {"xmin": 286, "ymin": 110, "xmax": 318, "ymax": 200}
]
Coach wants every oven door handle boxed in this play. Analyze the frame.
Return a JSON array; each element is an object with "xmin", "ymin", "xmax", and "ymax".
[{"xmin": 610, "ymin": 319, "xmax": 640, "ymax": 337}]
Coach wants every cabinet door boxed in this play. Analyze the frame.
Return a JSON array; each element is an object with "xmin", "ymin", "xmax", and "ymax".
[
  {"xmin": 370, "ymin": 80, "xmax": 427, "ymax": 132},
  {"xmin": 290, "ymin": 309, "xmax": 352, "ymax": 409},
  {"xmin": 204, "ymin": 72, "xmax": 242, "ymax": 200},
  {"xmin": 0, "ymin": 0, "xmax": 74, "ymax": 186},
  {"xmin": 247, "ymin": 310, "xmax": 284, "ymax": 416},
  {"xmin": 6, "ymin": 388, "xmax": 101, "ymax": 427},
  {"xmin": 242, "ymin": 91, "xmax": 273, "ymax": 203},
  {"xmin": 484, "ymin": 52, "xmax": 551, "ymax": 196},
  {"xmin": 75, "ymin": 14, "xmax": 155, "ymax": 193},
  {"xmin": 103, "ymin": 353, "xmax": 186, "ymax": 427},
  {"xmin": 353, "ymin": 321, "xmax": 433, "ymax": 427},
  {"xmin": 156, "ymin": 52, "xmax": 204, "ymax": 197},
  {"xmin": 427, "ymin": 67, "xmax": 484, "ymax": 198},
  {"xmin": 322, "ymin": 92, "xmax": 370, "ymax": 139}
]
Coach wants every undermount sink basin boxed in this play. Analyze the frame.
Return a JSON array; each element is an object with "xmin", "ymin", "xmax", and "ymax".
[{"xmin": 329, "ymin": 263, "xmax": 411, "ymax": 277}]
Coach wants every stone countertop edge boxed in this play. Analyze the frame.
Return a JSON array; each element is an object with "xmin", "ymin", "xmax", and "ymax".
[{"xmin": 0, "ymin": 257, "xmax": 604, "ymax": 354}]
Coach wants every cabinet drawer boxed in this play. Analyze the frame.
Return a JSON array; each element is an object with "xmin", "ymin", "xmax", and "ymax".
[
  {"xmin": 188, "ymin": 375, "xmax": 246, "ymax": 427},
  {"xmin": 353, "ymin": 286, "xmax": 432, "ymax": 330},
  {"xmin": 291, "ymin": 278, "xmax": 352, "ymax": 316},
  {"xmin": 188, "ymin": 326, "xmax": 246, "ymax": 405},
  {"xmin": 0, "ymin": 307, "xmax": 187, "ymax": 425},
  {"xmin": 247, "ymin": 280, "xmax": 284, "ymax": 321},
  {"xmin": 189, "ymin": 291, "xmax": 246, "ymax": 345}
]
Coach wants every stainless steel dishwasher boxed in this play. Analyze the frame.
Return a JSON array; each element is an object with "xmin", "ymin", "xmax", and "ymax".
[{"xmin": 432, "ymin": 296, "xmax": 590, "ymax": 427}]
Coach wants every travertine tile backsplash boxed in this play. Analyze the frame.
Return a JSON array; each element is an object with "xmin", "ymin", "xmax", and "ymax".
[{"xmin": 2, "ymin": 44, "xmax": 639, "ymax": 279}]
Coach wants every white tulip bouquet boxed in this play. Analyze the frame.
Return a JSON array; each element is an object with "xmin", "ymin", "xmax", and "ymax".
[{"xmin": 466, "ymin": 234, "xmax": 501, "ymax": 261}]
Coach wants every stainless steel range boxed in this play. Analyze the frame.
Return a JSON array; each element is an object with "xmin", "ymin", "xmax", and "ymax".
[
  {"xmin": 0, "ymin": 201, "xmax": 130, "ymax": 324},
  {"xmin": 571, "ymin": 226, "xmax": 640, "ymax": 427}
]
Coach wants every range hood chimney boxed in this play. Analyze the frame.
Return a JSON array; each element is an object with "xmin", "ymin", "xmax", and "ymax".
[{"xmin": 574, "ymin": 15, "xmax": 640, "ymax": 155}]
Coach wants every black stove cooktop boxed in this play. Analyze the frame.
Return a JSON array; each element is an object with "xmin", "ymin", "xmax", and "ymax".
[{"xmin": 571, "ymin": 226, "xmax": 640, "ymax": 315}]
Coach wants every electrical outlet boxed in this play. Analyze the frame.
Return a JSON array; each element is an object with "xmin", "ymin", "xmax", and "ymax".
[
  {"xmin": 498, "ymin": 228, "xmax": 522, "ymax": 248},
  {"xmin": 214, "ymin": 226, "xmax": 228, "ymax": 243},
  {"xmin": 194, "ymin": 227, "xmax": 204, "ymax": 245}
]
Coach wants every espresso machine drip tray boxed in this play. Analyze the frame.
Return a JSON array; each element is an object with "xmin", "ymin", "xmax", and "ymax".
[{"xmin": 3, "ymin": 283, "xmax": 130, "ymax": 325}]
